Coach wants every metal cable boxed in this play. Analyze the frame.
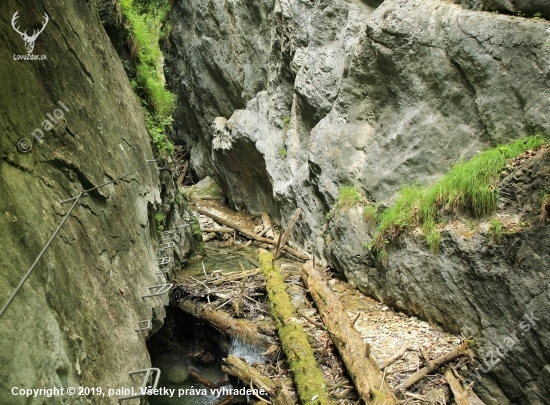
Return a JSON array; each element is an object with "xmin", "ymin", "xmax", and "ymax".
[
  {"xmin": 0, "ymin": 193, "xmax": 83, "ymax": 319},
  {"xmin": 60, "ymin": 159, "xmax": 158, "ymax": 204},
  {"xmin": 0, "ymin": 158, "xmax": 159, "ymax": 319}
]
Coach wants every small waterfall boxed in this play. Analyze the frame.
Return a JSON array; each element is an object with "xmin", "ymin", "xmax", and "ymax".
[{"xmin": 228, "ymin": 338, "xmax": 264, "ymax": 364}]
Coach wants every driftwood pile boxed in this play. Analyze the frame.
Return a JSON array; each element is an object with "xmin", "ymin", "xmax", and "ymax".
[{"xmin": 171, "ymin": 205, "xmax": 482, "ymax": 405}]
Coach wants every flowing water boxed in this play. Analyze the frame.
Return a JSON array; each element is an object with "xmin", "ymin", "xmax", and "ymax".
[{"xmin": 149, "ymin": 242, "xmax": 272, "ymax": 404}]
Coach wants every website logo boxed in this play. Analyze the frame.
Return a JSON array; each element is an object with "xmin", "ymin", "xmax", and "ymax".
[{"xmin": 11, "ymin": 11, "xmax": 48, "ymax": 61}]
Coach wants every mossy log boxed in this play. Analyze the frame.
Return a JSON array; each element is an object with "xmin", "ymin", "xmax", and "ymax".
[
  {"xmin": 258, "ymin": 249, "xmax": 334, "ymax": 405},
  {"xmin": 193, "ymin": 206, "xmax": 309, "ymax": 260},
  {"xmin": 301, "ymin": 261, "xmax": 398, "ymax": 405},
  {"xmin": 175, "ymin": 298, "xmax": 275, "ymax": 349}
]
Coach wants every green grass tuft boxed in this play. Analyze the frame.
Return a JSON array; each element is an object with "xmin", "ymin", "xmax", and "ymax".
[
  {"xmin": 370, "ymin": 135, "xmax": 546, "ymax": 260},
  {"xmin": 488, "ymin": 219, "xmax": 503, "ymax": 244},
  {"xmin": 337, "ymin": 186, "xmax": 364, "ymax": 209}
]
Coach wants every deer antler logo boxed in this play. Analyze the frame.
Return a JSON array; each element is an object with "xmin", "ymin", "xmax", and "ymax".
[{"xmin": 11, "ymin": 11, "xmax": 49, "ymax": 54}]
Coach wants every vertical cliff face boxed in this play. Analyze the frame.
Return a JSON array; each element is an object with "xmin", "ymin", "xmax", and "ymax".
[
  {"xmin": 0, "ymin": 1, "xmax": 175, "ymax": 403},
  {"xmin": 164, "ymin": 0, "xmax": 550, "ymax": 403}
]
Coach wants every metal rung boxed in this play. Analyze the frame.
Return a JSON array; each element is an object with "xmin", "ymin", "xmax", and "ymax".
[
  {"xmin": 156, "ymin": 257, "xmax": 170, "ymax": 265},
  {"xmin": 118, "ymin": 367, "xmax": 161, "ymax": 402},
  {"xmin": 135, "ymin": 320, "xmax": 151, "ymax": 332},
  {"xmin": 158, "ymin": 242, "xmax": 175, "ymax": 249},
  {"xmin": 142, "ymin": 283, "xmax": 172, "ymax": 298},
  {"xmin": 157, "ymin": 268, "xmax": 170, "ymax": 274}
]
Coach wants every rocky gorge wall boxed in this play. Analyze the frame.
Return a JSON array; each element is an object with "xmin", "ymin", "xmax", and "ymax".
[
  {"xmin": 164, "ymin": 0, "xmax": 550, "ymax": 403},
  {"xmin": 0, "ymin": 1, "xmax": 187, "ymax": 403}
]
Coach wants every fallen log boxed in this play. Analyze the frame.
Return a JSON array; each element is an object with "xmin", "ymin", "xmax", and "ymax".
[
  {"xmin": 175, "ymin": 298, "xmax": 275, "ymax": 349},
  {"xmin": 222, "ymin": 355, "xmax": 277, "ymax": 395},
  {"xmin": 258, "ymin": 250, "xmax": 333, "ymax": 405},
  {"xmin": 274, "ymin": 208, "xmax": 301, "ymax": 259},
  {"xmin": 444, "ymin": 369, "xmax": 486, "ymax": 405},
  {"xmin": 301, "ymin": 261, "xmax": 398, "ymax": 405},
  {"xmin": 188, "ymin": 369, "xmax": 228, "ymax": 389},
  {"xmin": 193, "ymin": 206, "xmax": 308, "ymax": 260},
  {"xmin": 222, "ymin": 355, "xmax": 295, "ymax": 405},
  {"xmin": 396, "ymin": 340, "xmax": 475, "ymax": 392}
]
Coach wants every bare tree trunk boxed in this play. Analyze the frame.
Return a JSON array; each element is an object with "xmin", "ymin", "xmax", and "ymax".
[{"xmin": 301, "ymin": 261, "xmax": 398, "ymax": 405}]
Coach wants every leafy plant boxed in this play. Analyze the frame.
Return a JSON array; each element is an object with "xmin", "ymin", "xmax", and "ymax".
[
  {"xmin": 533, "ymin": 12, "xmax": 543, "ymax": 18},
  {"xmin": 120, "ymin": 0, "xmax": 175, "ymax": 157},
  {"xmin": 154, "ymin": 212, "xmax": 165, "ymax": 234},
  {"xmin": 488, "ymin": 219, "xmax": 503, "ymax": 244},
  {"xmin": 517, "ymin": 10, "xmax": 525, "ymax": 17},
  {"xmin": 279, "ymin": 147, "xmax": 288, "ymax": 158},
  {"xmin": 191, "ymin": 216, "xmax": 202, "ymax": 237}
]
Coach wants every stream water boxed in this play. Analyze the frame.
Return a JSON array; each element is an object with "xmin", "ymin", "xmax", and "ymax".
[{"xmin": 148, "ymin": 241, "xmax": 272, "ymax": 405}]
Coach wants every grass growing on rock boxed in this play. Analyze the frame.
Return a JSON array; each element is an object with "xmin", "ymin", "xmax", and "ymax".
[
  {"xmin": 336, "ymin": 185, "xmax": 367, "ymax": 209},
  {"xmin": 120, "ymin": 0, "xmax": 175, "ymax": 156},
  {"xmin": 370, "ymin": 135, "xmax": 546, "ymax": 259},
  {"xmin": 258, "ymin": 250, "xmax": 333, "ymax": 405}
]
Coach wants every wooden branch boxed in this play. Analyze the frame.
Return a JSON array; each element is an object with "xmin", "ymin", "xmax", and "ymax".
[
  {"xmin": 258, "ymin": 250, "xmax": 333, "ymax": 405},
  {"xmin": 396, "ymin": 340, "xmax": 475, "ymax": 391},
  {"xmin": 175, "ymin": 298, "xmax": 275, "ymax": 348},
  {"xmin": 201, "ymin": 227, "xmax": 235, "ymax": 233},
  {"xmin": 193, "ymin": 206, "xmax": 308, "ymax": 260},
  {"xmin": 261, "ymin": 211, "xmax": 274, "ymax": 239},
  {"xmin": 379, "ymin": 346, "xmax": 412, "ymax": 370},
  {"xmin": 301, "ymin": 261, "xmax": 398, "ymax": 404},
  {"xmin": 177, "ymin": 161, "xmax": 189, "ymax": 185},
  {"xmin": 188, "ymin": 369, "xmax": 228, "ymax": 388},
  {"xmin": 444, "ymin": 369, "xmax": 486, "ymax": 405},
  {"xmin": 274, "ymin": 208, "xmax": 301, "ymax": 259},
  {"xmin": 212, "ymin": 269, "xmax": 259, "ymax": 286}
]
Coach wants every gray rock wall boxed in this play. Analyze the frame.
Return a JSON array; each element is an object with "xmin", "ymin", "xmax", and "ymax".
[
  {"xmin": 0, "ymin": 1, "xmax": 178, "ymax": 403},
  {"xmin": 164, "ymin": 0, "xmax": 550, "ymax": 402}
]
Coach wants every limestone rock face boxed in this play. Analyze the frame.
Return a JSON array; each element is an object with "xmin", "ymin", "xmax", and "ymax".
[
  {"xmin": 458, "ymin": 0, "xmax": 550, "ymax": 18},
  {"xmin": 0, "ymin": 1, "xmax": 178, "ymax": 403},
  {"xmin": 164, "ymin": 0, "xmax": 550, "ymax": 402},
  {"xmin": 327, "ymin": 148, "xmax": 550, "ymax": 404}
]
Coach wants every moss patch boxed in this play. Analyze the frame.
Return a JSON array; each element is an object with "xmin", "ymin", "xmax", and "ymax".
[{"xmin": 258, "ymin": 251, "xmax": 333, "ymax": 405}]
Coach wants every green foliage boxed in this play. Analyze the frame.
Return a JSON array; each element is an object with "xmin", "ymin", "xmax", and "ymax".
[
  {"xmin": 283, "ymin": 116, "xmax": 290, "ymax": 126},
  {"xmin": 336, "ymin": 185, "xmax": 363, "ymax": 209},
  {"xmin": 191, "ymin": 216, "xmax": 202, "ymax": 237},
  {"xmin": 279, "ymin": 147, "xmax": 287, "ymax": 158},
  {"xmin": 363, "ymin": 204, "xmax": 379, "ymax": 224},
  {"xmin": 489, "ymin": 219, "xmax": 503, "ymax": 244},
  {"xmin": 370, "ymin": 135, "xmax": 546, "ymax": 261},
  {"xmin": 120, "ymin": 0, "xmax": 175, "ymax": 157},
  {"xmin": 154, "ymin": 212, "xmax": 165, "ymax": 234},
  {"xmin": 533, "ymin": 12, "xmax": 543, "ymax": 18},
  {"xmin": 517, "ymin": 10, "xmax": 525, "ymax": 17}
]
